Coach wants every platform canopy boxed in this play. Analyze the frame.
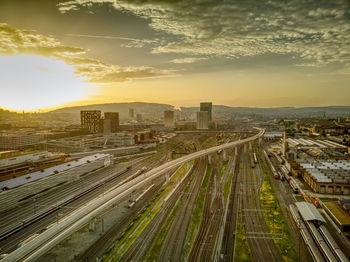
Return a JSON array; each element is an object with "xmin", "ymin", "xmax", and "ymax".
[{"xmin": 296, "ymin": 202, "xmax": 326, "ymax": 223}]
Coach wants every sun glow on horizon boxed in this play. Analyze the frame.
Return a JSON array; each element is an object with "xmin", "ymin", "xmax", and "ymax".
[{"xmin": 0, "ymin": 55, "xmax": 92, "ymax": 111}]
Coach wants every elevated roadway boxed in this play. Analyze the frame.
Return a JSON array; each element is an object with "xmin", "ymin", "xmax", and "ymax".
[{"xmin": 2, "ymin": 128, "xmax": 264, "ymax": 262}]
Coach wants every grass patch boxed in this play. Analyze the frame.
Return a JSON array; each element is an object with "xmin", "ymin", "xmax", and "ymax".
[
  {"xmin": 234, "ymin": 209, "xmax": 253, "ymax": 262},
  {"xmin": 218, "ymin": 160, "xmax": 228, "ymax": 178},
  {"xmin": 184, "ymin": 165, "xmax": 212, "ymax": 258},
  {"xmin": 202, "ymin": 136, "xmax": 216, "ymax": 148},
  {"xmin": 295, "ymin": 195, "xmax": 305, "ymax": 202},
  {"xmin": 145, "ymin": 169, "xmax": 194, "ymax": 261},
  {"xmin": 142, "ymin": 152, "xmax": 164, "ymax": 163},
  {"xmin": 319, "ymin": 197, "xmax": 335, "ymax": 202},
  {"xmin": 257, "ymin": 151, "xmax": 298, "ymax": 262}
]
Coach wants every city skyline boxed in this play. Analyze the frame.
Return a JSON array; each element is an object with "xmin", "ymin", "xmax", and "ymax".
[{"xmin": 1, "ymin": 0, "xmax": 350, "ymax": 111}]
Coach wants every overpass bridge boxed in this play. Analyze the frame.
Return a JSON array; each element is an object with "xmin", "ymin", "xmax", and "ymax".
[{"xmin": 2, "ymin": 128, "xmax": 264, "ymax": 262}]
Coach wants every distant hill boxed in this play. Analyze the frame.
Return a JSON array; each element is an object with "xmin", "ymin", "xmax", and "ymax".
[
  {"xmin": 47, "ymin": 103, "xmax": 350, "ymax": 119},
  {"xmin": 47, "ymin": 102, "xmax": 174, "ymax": 119},
  {"xmin": 181, "ymin": 105, "xmax": 350, "ymax": 118}
]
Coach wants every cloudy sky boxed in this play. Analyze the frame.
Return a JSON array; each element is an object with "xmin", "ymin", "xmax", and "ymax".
[{"xmin": 0, "ymin": 0, "xmax": 349, "ymax": 111}]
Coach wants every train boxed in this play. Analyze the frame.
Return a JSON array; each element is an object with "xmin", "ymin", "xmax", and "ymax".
[
  {"xmin": 253, "ymin": 153, "xmax": 258, "ymax": 164},
  {"xmin": 307, "ymin": 222, "xmax": 339, "ymax": 262},
  {"xmin": 290, "ymin": 205, "xmax": 345, "ymax": 262},
  {"xmin": 289, "ymin": 177, "xmax": 299, "ymax": 194},
  {"xmin": 133, "ymin": 167, "xmax": 147, "ymax": 177},
  {"xmin": 263, "ymin": 150, "xmax": 279, "ymax": 179},
  {"xmin": 251, "ymin": 152, "xmax": 258, "ymax": 168},
  {"xmin": 318, "ymin": 225, "xmax": 349, "ymax": 262},
  {"xmin": 251, "ymin": 155, "xmax": 256, "ymax": 168}
]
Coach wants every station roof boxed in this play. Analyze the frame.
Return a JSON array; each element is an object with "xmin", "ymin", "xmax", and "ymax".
[
  {"xmin": 0, "ymin": 153, "xmax": 110, "ymax": 192},
  {"xmin": 296, "ymin": 202, "xmax": 326, "ymax": 223}
]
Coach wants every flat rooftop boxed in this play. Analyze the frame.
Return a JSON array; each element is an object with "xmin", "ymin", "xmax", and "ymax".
[
  {"xmin": 296, "ymin": 202, "xmax": 326, "ymax": 223},
  {"xmin": 324, "ymin": 201, "xmax": 350, "ymax": 226},
  {"xmin": 297, "ymin": 159, "xmax": 350, "ymax": 184}
]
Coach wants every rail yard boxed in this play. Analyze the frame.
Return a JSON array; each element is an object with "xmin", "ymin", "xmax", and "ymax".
[{"xmin": 1, "ymin": 129, "xmax": 349, "ymax": 262}]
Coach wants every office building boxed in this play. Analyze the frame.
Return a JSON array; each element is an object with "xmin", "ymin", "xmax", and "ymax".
[
  {"xmin": 129, "ymin": 108, "xmax": 134, "ymax": 119},
  {"xmin": 104, "ymin": 112, "xmax": 119, "ymax": 132},
  {"xmin": 164, "ymin": 110, "xmax": 175, "ymax": 127},
  {"xmin": 81, "ymin": 110, "xmax": 102, "ymax": 134},
  {"xmin": 196, "ymin": 111, "xmax": 209, "ymax": 130},
  {"xmin": 136, "ymin": 114, "xmax": 143, "ymax": 122},
  {"xmin": 200, "ymin": 102, "xmax": 212, "ymax": 122}
]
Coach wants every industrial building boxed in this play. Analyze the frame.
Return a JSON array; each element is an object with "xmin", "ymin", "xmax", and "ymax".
[
  {"xmin": 0, "ymin": 153, "xmax": 113, "ymax": 212},
  {"xmin": 263, "ymin": 131, "xmax": 283, "ymax": 140},
  {"xmin": 81, "ymin": 110, "xmax": 102, "ymax": 134},
  {"xmin": 196, "ymin": 111, "xmax": 209, "ymax": 130},
  {"xmin": 0, "ymin": 151, "xmax": 50, "ymax": 169},
  {"xmin": 0, "ymin": 133, "xmax": 41, "ymax": 150},
  {"xmin": 0, "ymin": 153, "xmax": 112, "ymax": 191},
  {"xmin": 164, "ymin": 110, "xmax": 175, "ymax": 127},
  {"xmin": 295, "ymin": 159, "xmax": 350, "ymax": 195},
  {"xmin": 105, "ymin": 132, "xmax": 135, "ymax": 146},
  {"xmin": 287, "ymin": 138, "xmax": 347, "ymax": 151},
  {"xmin": 200, "ymin": 102, "xmax": 212, "ymax": 122}
]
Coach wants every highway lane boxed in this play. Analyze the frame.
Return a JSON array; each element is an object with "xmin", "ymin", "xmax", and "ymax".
[{"xmin": 2, "ymin": 128, "xmax": 263, "ymax": 262}]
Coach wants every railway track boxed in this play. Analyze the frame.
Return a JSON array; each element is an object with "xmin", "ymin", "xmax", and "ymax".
[
  {"xmin": 0, "ymin": 155, "xmax": 167, "ymax": 254},
  {"xmin": 220, "ymin": 145, "xmax": 242, "ymax": 261},
  {"xmin": 188, "ymin": 163, "xmax": 215, "ymax": 261},
  {"xmin": 118, "ymin": 161, "xmax": 198, "ymax": 261},
  {"xmin": 240, "ymin": 148, "xmax": 281, "ymax": 262},
  {"xmin": 76, "ymin": 182, "xmax": 163, "ymax": 262},
  {"xmin": 158, "ymin": 157, "xmax": 207, "ymax": 261}
]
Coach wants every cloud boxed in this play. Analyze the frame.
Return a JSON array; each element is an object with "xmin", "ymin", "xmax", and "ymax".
[
  {"xmin": 0, "ymin": 23, "xmax": 174, "ymax": 83},
  {"xmin": 67, "ymin": 33, "xmax": 157, "ymax": 48},
  {"xmin": 170, "ymin": 57, "xmax": 208, "ymax": 64},
  {"xmin": 57, "ymin": 0, "xmax": 350, "ymax": 68}
]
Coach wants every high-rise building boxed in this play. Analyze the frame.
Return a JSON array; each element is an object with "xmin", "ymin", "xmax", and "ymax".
[
  {"xmin": 104, "ymin": 112, "xmax": 119, "ymax": 132},
  {"xmin": 200, "ymin": 102, "xmax": 212, "ymax": 122},
  {"xmin": 164, "ymin": 110, "xmax": 175, "ymax": 127},
  {"xmin": 102, "ymin": 119, "xmax": 111, "ymax": 134},
  {"xmin": 136, "ymin": 114, "xmax": 143, "ymax": 122},
  {"xmin": 81, "ymin": 110, "xmax": 102, "ymax": 133},
  {"xmin": 196, "ymin": 111, "xmax": 208, "ymax": 130},
  {"xmin": 129, "ymin": 108, "xmax": 134, "ymax": 119}
]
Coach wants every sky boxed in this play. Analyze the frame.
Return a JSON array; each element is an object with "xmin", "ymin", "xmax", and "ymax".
[{"xmin": 0, "ymin": 0, "xmax": 349, "ymax": 111}]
